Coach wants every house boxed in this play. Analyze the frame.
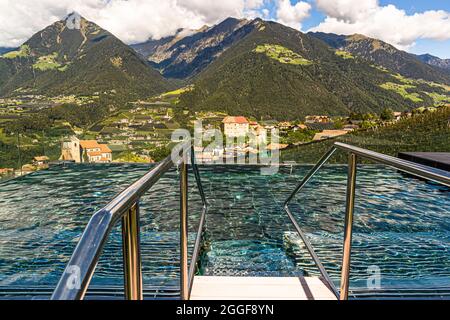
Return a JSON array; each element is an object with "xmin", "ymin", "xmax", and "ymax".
[
  {"xmin": 305, "ymin": 116, "xmax": 332, "ymax": 124},
  {"xmin": 262, "ymin": 120, "xmax": 278, "ymax": 130},
  {"xmin": 278, "ymin": 122, "xmax": 293, "ymax": 130},
  {"xmin": 21, "ymin": 164, "xmax": 36, "ymax": 173},
  {"xmin": 294, "ymin": 124, "xmax": 308, "ymax": 131},
  {"xmin": 32, "ymin": 156, "xmax": 49, "ymax": 168},
  {"xmin": 223, "ymin": 116, "xmax": 250, "ymax": 137},
  {"xmin": 249, "ymin": 124, "xmax": 267, "ymax": 144},
  {"xmin": 393, "ymin": 112, "xmax": 403, "ymax": 121},
  {"xmin": 61, "ymin": 137, "xmax": 112, "ymax": 163},
  {"xmin": 267, "ymin": 143, "xmax": 289, "ymax": 151},
  {"xmin": 0, "ymin": 168, "xmax": 14, "ymax": 176},
  {"xmin": 343, "ymin": 124, "xmax": 359, "ymax": 132},
  {"xmin": 313, "ymin": 130, "xmax": 348, "ymax": 141},
  {"xmin": 80, "ymin": 140, "xmax": 113, "ymax": 163},
  {"xmin": 249, "ymin": 121, "xmax": 259, "ymax": 129}
]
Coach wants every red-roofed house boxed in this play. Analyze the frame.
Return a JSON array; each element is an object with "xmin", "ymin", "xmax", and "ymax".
[
  {"xmin": 223, "ymin": 116, "xmax": 250, "ymax": 137},
  {"xmin": 80, "ymin": 140, "xmax": 112, "ymax": 163},
  {"xmin": 61, "ymin": 137, "xmax": 112, "ymax": 163}
]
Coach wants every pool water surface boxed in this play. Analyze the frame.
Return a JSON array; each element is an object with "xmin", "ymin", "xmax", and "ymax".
[{"xmin": 0, "ymin": 163, "xmax": 448, "ymax": 298}]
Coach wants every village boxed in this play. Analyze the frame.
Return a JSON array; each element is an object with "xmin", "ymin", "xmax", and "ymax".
[{"xmin": 1, "ymin": 96, "xmax": 419, "ymax": 178}]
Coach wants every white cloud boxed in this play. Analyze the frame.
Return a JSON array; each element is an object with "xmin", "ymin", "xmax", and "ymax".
[
  {"xmin": 276, "ymin": 0, "xmax": 311, "ymax": 30},
  {"xmin": 0, "ymin": 0, "xmax": 267, "ymax": 47},
  {"xmin": 2, "ymin": 0, "xmax": 447, "ymax": 51},
  {"xmin": 312, "ymin": 0, "xmax": 450, "ymax": 50},
  {"xmin": 316, "ymin": 0, "xmax": 378, "ymax": 23}
]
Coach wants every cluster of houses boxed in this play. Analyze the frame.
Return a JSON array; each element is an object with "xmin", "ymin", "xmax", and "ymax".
[
  {"xmin": 196, "ymin": 116, "xmax": 293, "ymax": 163},
  {"xmin": 60, "ymin": 137, "xmax": 112, "ymax": 163},
  {"xmin": 95, "ymin": 108, "xmax": 173, "ymax": 148},
  {"xmin": 194, "ymin": 113, "xmax": 381, "ymax": 162},
  {"xmin": 222, "ymin": 115, "xmax": 357, "ymax": 143},
  {"xmin": 0, "ymin": 155, "xmax": 51, "ymax": 179}
]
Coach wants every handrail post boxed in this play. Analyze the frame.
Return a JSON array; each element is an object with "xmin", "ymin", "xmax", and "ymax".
[
  {"xmin": 122, "ymin": 202, "xmax": 143, "ymax": 300},
  {"xmin": 340, "ymin": 153, "xmax": 357, "ymax": 300},
  {"xmin": 180, "ymin": 151, "xmax": 189, "ymax": 300}
]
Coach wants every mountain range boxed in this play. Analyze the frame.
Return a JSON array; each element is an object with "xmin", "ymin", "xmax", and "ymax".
[
  {"xmin": 131, "ymin": 18, "xmax": 449, "ymax": 119},
  {"xmin": 1, "ymin": 15, "xmax": 449, "ymax": 120},
  {"xmin": 0, "ymin": 12, "xmax": 172, "ymax": 98},
  {"xmin": 310, "ymin": 32, "xmax": 450, "ymax": 84},
  {"xmin": 133, "ymin": 18, "xmax": 450, "ymax": 84}
]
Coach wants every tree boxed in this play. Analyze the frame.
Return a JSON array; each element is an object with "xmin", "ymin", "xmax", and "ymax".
[
  {"xmin": 334, "ymin": 119, "xmax": 344, "ymax": 130},
  {"xmin": 380, "ymin": 108, "xmax": 394, "ymax": 121}
]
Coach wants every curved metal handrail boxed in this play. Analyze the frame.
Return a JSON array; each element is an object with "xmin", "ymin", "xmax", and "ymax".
[
  {"xmin": 284, "ymin": 142, "xmax": 450, "ymax": 300},
  {"xmin": 335, "ymin": 142, "xmax": 450, "ymax": 187},
  {"xmin": 51, "ymin": 140, "xmax": 208, "ymax": 300}
]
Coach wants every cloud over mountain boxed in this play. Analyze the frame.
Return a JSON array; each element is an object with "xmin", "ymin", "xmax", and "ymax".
[
  {"xmin": 0, "ymin": 0, "xmax": 448, "ymax": 54},
  {"xmin": 0, "ymin": 0, "xmax": 266, "ymax": 47},
  {"xmin": 276, "ymin": 0, "xmax": 311, "ymax": 29},
  {"xmin": 311, "ymin": 0, "xmax": 450, "ymax": 50}
]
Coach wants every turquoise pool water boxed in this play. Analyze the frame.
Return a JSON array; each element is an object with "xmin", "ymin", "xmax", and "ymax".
[{"xmin": 0, "ymin": 163, "xmax": 448, "ymax": 298}]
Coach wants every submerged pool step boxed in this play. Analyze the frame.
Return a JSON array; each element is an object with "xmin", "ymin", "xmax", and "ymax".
[{"xmin": 201, "ymin": 239, "xmax": 305, "ymax": 277}]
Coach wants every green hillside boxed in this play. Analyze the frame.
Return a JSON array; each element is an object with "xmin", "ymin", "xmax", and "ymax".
[
  {"xmin": 179, "ymin": 20, "xmax": 437, "ymax": 121},
  {"xmin": 0, "ymin": 13, "xmax": 172, "ymax": 99},
  {"xmin": 282, "ymin": 106, "xmax": 450, "ymax": 163}
]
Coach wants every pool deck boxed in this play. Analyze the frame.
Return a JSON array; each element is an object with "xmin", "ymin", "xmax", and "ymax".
[
  {"xmin": 399, "ymin": 152, "xmax": 450, "ymax": 172},
  {"xmin": 190, "ymin": 276, "xmax": 337, "ymax": 300}
]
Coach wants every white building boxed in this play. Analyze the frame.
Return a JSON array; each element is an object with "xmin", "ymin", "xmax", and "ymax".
[
  {"xmin": 249, "ymin": 123, "xmax": 267, "ymax": 144},
  {"xmin": 61, "ymin": 137, "xmax": 112, "ymax": 163},
  {"xmin": 223, "ymin": 116, "xmax": 250, "ymax": 137}
]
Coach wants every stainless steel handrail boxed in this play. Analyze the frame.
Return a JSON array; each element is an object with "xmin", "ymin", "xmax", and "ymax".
[
  {"xmin": 51, "ymin": 140, "xmax": 208, "ymax": 300},
  {"xmin": 284, "ymin": 142, "xmax": 450, "ymax": 300},
  {"xmin": 180, "ymin": 145, "xmax": 209, "ymax": 300},
  {"xmin": 187, "ymin": 147, "xmax": 208, "ymax": 299},
  {"xmin": 284, "ymin": 148, "xmax": 340, "ymax": 297}
]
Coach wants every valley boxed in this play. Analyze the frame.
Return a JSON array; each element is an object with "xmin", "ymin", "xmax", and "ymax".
[{"xmin": 0, "ymin": 15, "xmax": 449, "ymax": 176}]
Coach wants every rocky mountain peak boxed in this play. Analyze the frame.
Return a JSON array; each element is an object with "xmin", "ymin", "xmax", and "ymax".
[{"xmin": 62, "ymin": 11, "xmax": 85, "ymax": 30}]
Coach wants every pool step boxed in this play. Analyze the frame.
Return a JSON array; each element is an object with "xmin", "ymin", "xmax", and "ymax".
[
  {"xmin": 190, "ymin": 276, "xmax": 336, "ymax": 300},
  {"xmin": 201, "ymin": 239, "xmax": 304, "ymax": 277}
]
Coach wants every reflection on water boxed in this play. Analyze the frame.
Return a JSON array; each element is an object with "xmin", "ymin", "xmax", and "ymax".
[{"xmin": 0, "ymin": 164, "xmax": 448, "ymax": 296}]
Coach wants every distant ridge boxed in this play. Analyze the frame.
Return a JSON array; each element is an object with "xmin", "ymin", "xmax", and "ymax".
[
  {"xmin": 309, "ymin": 32, "xmax": 450, "ymax": 84},
  {"xmin": 0, "ymin": 47, "xmax": 17, "ymax": 55},
  {"xmin": 416, "ymin": 54, "xmax": 450, "ymax": 72},
  {"xmin": 131, "ymin": 17, "xmax": 256, "ymax": 79}
]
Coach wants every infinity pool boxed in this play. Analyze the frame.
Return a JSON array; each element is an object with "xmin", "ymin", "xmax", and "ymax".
[{"xmin": 0, "ymin": 163, "xmax": 448, "ymax": 298}]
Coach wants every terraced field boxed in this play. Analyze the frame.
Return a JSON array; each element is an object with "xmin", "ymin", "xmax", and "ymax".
[
  {"xmin": 335, "ymin": 50, "xmax": 354, "ymax": 59},
  {"xmin": 254, "ymin": 44, "xmax": 312, "ymax": 66}
]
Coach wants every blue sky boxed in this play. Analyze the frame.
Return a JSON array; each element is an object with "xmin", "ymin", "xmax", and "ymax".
[{"xmin": 262, "ymin": 0, "xmax": 450, "ymax": 58}]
